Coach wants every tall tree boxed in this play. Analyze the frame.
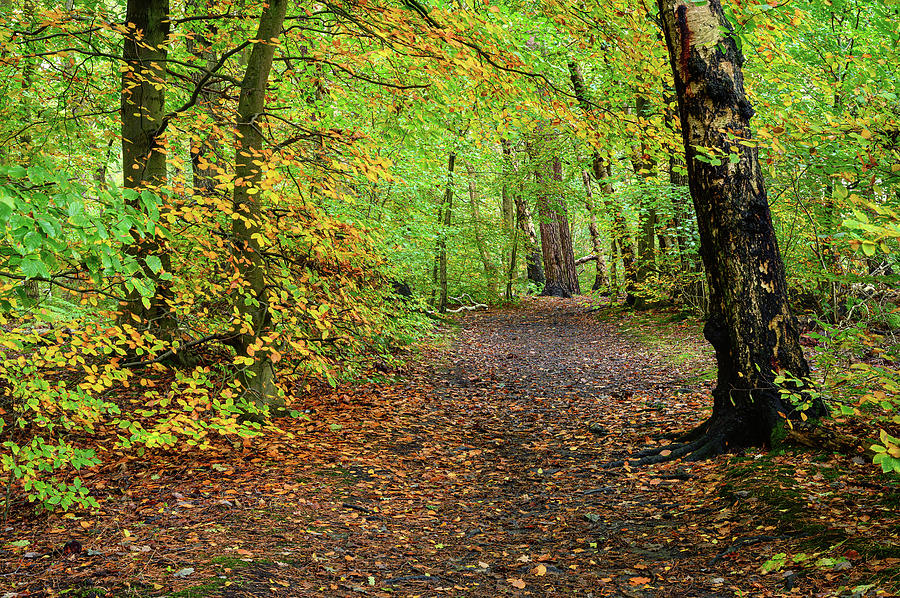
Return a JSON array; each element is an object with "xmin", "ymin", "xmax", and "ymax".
[
  {"xmin": 504, "ymin": 141, "xmax": 544, "ymax": 288},
  {"xmin": 580, "ymin": 169, "xmax": 610, "ymax": 292},
  {"xmin": 567, "ymin": 61, "xmax": 636, "ymax": 301},
  {"xmin": 230, "ymin": 0, "xmax": 289, "ymax": 403},
  {"xmin": 529, "ymin": 134, "xmax": 579, "ymax": 298},
  {"xmin": 644, "ymin": 0, "xmax": 824, "ymax": 460},
  {"xmin": 120, "ymin": 0, "xmax": 176, "ymax": 335},
  {"xmin": 466, "ymin": 161, "xmax": 499, "ymax": 298},
  {"xmin": 437, "ymin": 152, "xmax": 456, "ymax": 313}
]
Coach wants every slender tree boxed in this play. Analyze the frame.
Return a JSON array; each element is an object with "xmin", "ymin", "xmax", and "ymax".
[
  {"xmin": 437, "ymin": 152, "xmax": 456, "ymax": 312},
  {"xmin": 230, "ymin": 0, "xmax": 289, "ymax": 403},
  {"xmin": 504, "ymin": 141, "xmax": 544, "ymax": 288}
]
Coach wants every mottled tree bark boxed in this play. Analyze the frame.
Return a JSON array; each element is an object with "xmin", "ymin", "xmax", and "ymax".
[
  {"xmin": 230, "ymin": 0, "xmax": 288, "ymax": 403},
  {"xmin": 649, "ymin": 0, "xmax": 822, "ymax": 460}
]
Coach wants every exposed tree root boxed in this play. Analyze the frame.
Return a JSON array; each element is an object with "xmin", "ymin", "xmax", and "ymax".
[{"xmin": 605, "ymin": 418, "xmax": 740, "ymax": 467}]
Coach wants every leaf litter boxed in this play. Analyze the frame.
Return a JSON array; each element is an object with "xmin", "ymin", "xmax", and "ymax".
[{"xmin": 1, "ymin": 297, "xmax": 897, "ymax": 597}]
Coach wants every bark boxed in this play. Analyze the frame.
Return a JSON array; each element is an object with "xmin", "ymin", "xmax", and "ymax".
[
  {"xmin": 230, "ymin": 0, "xmax": 288, "ymax": 403},
  {"xmin": 466, "ymin": 162, "xmax": 499, "ymax": 299},
  {"xmin": 437, "ymin": 152, "xmax": 456, "ymax": 313},
  {"xmin": 529, "ymin": 135, "xmax": 579, "ymax": 298},
  {"xmin": 120, "ymin": 0, "xmax": 177, "ymax": 336},
  {"xmin": 648, "ymin": 0, "xmax": 823, "ymax": 459}
]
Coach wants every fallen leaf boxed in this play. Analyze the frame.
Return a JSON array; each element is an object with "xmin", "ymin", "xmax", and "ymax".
[
  {"xmin": 533, "ymin": 564, "xmax": 547, "ymax": 576},
  {"xmin": 629, "ymin": 576, "xmax": 651, "ymax": 586},
  {"xmin": 508, "ymin": 577, "xmax": 526, "ymax": 589}
]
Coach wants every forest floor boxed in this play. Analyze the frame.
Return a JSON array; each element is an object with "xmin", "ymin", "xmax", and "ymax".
[{"xmin": 2, "ymin": 297, "xmax": 900, "ymax": 597}]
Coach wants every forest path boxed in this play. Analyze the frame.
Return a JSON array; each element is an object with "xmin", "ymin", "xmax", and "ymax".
[
  {"xmin": 12, "ymin": 298, "xmax": 896, "ymax": 598},
  {"xmin": 254, "ymin": 296, "xmax": 738, "ymax": 597}
]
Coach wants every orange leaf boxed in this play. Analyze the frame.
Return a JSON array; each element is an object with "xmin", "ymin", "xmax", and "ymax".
[
  {"xmin": 629, "ymin": 577, "xmax": 651, "ymax": 586},
  {"xmin": 507, "ymin": 578, "xmax": 526, "ymax": 589}
]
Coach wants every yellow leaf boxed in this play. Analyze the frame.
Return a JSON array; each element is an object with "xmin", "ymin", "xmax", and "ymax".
[{"xmin": 533, "ymin": 564, "xmax": 547, "ymax": 576}]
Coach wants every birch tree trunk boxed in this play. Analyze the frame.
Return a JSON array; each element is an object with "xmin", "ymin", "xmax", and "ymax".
[{"xmin": 653, "ymin": 0, "xmax": 822, "ymax": 458}]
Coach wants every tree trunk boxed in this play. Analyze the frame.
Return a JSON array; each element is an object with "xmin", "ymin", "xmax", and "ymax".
[
  {"xmin": 120, "ymin": 0, "xmax": 177, "ymax": 336},
  {"xmin": 186, "ymin": 6, "xmax": 222, "ymax": 197},
  {"xmin": 567, "ymin": 62, "xmax": 634, "ymax": 301},
  {"xmin": 601, "ymin": 162, "xmax": 637, "ymax": 303},
  {"xmin": 504, "ymin": 142, "xmax": 544, "ymax": 288},
  {"xmin": 514, "ymin": 194, "xmax": 544, "ymax": 288},
  {"xmin": 631, "ymin": 95, "xmax": 658, "ymax": 308},
  {"xmin": 580, "ymin": 170, "xmax": 609, "ymax": 292},
  {"xmin": 437, "ymin": 152, "xmax": 456, "ymax": 313},
  {"xmin": 529, "ymin": 135, "xmax": 579, "ymax": 298},
  {"xmin": 230, "ymin": 0, "xmax": 288, "ymax": 404},
  {"xmin": 466, "ymin": 162, "xmax": 499, "ymax": 299},
  {"xmin": 653, "ymin": 0, "xmax": 822, "ymax": 459}
]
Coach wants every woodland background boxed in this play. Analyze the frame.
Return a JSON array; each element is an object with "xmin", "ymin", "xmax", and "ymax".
[{"xmin": 0, "ymin": 0, "xmax": 899, "ymax": 518}]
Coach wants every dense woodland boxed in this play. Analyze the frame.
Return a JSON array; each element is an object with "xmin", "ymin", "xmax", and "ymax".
[{"xmin": 1, "ymin": 0, "xmax": 900, "ymax": 575}]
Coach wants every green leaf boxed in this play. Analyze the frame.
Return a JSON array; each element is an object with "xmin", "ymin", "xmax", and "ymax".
[
  {"xmin": 20, "ymin": 257, "xmax": 50, "ymax": 279},
  {"xmin": 145, "ymin": 255, "xmax": 163, "ymax": 274}
]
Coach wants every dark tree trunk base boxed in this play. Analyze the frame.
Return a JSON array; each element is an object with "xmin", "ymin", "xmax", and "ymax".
[
  {"xmin": 604, "ymin": 414, "xmax": 762, "ymax": 467},
  {"xmin": 541, "ymin": 283, "xmax": 573, "ymax": 298}
]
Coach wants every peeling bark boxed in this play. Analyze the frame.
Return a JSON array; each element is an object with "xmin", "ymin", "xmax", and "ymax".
[{"xmin": 646, "ymin": 0, "xmax": 823, "ymax": 459}]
